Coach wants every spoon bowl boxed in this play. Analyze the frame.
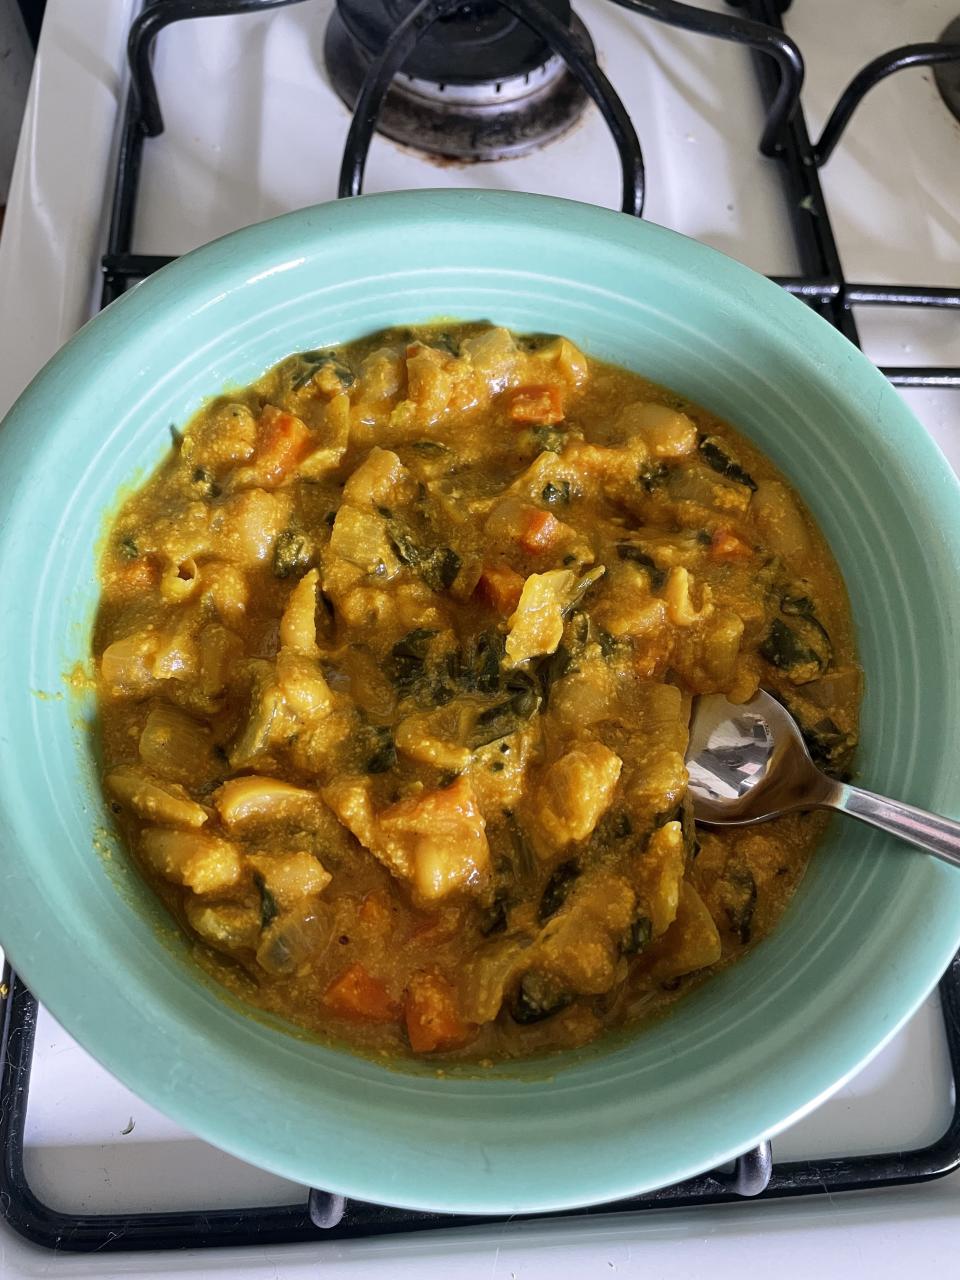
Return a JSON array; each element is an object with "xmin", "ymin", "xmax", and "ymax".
[
  {"xmin": 686, "ymin": 690, "xmax": 835, "ymax": 825},
  {"xmin": 687, "ymin": 690, "xmax": 960, "ymax": 869}
]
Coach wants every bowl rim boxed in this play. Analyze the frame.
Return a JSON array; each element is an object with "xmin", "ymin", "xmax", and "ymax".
[{"xmin": 2, "ymin": 188, "xmax": 960, "ymax": 1214}]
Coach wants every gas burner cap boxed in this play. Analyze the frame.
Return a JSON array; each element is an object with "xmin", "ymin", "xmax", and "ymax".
[
  {"xmin": 336, "ymin": 0, "xmax": 573, "ymax": 85},
  {"xmin": 324, "ymin": 4, "xmax": 594, "ymax": 161},
  {"xmin": 933, "ymin": 17, "xmax": 960, "ymax": 124}
]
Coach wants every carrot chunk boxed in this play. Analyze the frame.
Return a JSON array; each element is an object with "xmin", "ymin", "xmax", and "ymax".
[
  {"xmin": 517, "ymin": 508, "xmax": 561, "ymax": 554},
  {"xmin": 404, "ymin": 971, "xmax": 474, "ymax": 1053},
  {"xmin": 508, "ymin": 385, "xmax": 564, "ymax": 425},
  {"xmin": 709, "ymin": 528, "xmax": 753, "ymax": 561},
  {"xmin": 322, "ymin": 963, "xmax": 398, "ymax": 1021},
  {"xmin": 255, "ymin": 404, "xmax": 312, "ymax": 485},
  {"xmin": 476, "ymin": 563, "xmax": 525, "ymax": 614}
]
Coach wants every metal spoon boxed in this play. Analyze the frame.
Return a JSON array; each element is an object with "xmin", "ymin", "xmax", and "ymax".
[{"xmin": 686, "ymin": 689, "xmax": 960, "ymax": 868}]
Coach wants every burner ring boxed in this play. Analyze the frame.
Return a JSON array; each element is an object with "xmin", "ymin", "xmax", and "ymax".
[
  {"xmin": 324, "ymin": 9, "xmax": 595, "ymax": 162},
  {"xmin": 395, "ymin": 53, "xmax": 566, "ymax": 107}
]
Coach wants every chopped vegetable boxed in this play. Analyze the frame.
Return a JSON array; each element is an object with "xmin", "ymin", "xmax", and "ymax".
[
  {"xmin": 95, "ymin": 321, "xmax": 859, "ymax": 1062},
  {"xmin": 698, "ymin": 435, "xmax": 757, "ymax": 491},
  {"xmin": 323, "ymin": 963, "xmax": 397, "ymax": 1021},
  {"xmin": 405, "ymin": 971, "xmax": 473, "ymax": 1051}
]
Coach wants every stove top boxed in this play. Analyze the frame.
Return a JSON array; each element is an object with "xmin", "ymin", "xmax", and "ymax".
[{"xmin": 0, "ymin": 0, "xmax": 958, "ymax": 1272}]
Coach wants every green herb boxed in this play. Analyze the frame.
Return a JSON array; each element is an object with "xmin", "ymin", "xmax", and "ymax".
[
  {"xmin": 724, "ymin": 866, "xmax": 757, "ymax": 944},
  {"xmin": 759, "ymin": 618, "xmax": 824, "ymax": 673},
  {"xmin": 616, "ymin": 544, "xmax": 667, "ymax": 590},
  {"xmin": 537, "ymin": 643, "xmax": 574, "ymax": 708},
  {"xmin": 388, "ymin": 524, "xmax": 461, "ymax": 593},
  {"xmin": 362, "ymin": 726, "xmax": 397, "ymax": 774},
  {"xmin": 519, "ymin": 331, "xmax": 559, "ymax": 352},
  {"xmin": 510, "ymin": 971, "xmax": 571, "ymax": 1024},
  {"xmin": 273, "ymin": 529, "xmax": 309, "ymax": 579},
  {"xmin": 432, "ymin": 332, "xmax": 460, "ymax": 356},
  {"xmin": 503, "ymin": 813, "xmax": 537, "ymax": 881},
  {"xmin": 387, "ymin": 629, "xmax": 437, "ymax": 696},
  {"xmin": 612, "ymin": 812, "xmax": 633, "ymax": 839},
  {"xmin": 410, "ymin": 440, "xmax": 449, "ymax": 456},
  {"xmin": 254, "ymin": 875, "xmax": 279, "ymax": 929},
  {"xmin": 118, "ymin": 535, "xmax": 139, "ymax": 560},
  {"xmin": 538, "ymin": 860, "xmax": 579, "ymax": 924},
  {"xmin": 596, "ymin": 628, "xmax": 620, "ymax": 658},
  {"xmin": 479, "ymin": 897, "xmax": 509, "ymax": 936},
  {"xmin": 638, "ymin": 461, "xmax": 669, "ymax": 493},
  {"xmin": 621, "ymin": 913, "xmax": 652, "ymax": 956},
  {"xmin": 541, "ymin": 480, "xmax": 571, "ymax": 506},
  {"xmin": 191, "ymin": 466, "xmax": 221, "ymax": 499},
  {"xmin": 468, "ymin": 684, "xmax": 539, "ymax": 749},
  {"xmin": 531, "ymin": 425, "xmax": 565, "ymax": 453},
  {"xmin": 698, "ymin": 435, "xmax": 757, "ymax": 491},
  {"xmin": 292, "ymin": 349, "xmax": 354, "ymax": 391}
]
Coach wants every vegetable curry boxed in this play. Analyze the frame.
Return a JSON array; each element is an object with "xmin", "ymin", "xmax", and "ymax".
[{"xmin": 94, "ymin": 322, "xmax": 860, "ymax": 1060}]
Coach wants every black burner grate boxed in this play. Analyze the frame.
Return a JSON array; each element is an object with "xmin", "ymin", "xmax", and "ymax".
[{"xmin": 3, "ymin": 0, "xmax": 960, "ymax": 1254}]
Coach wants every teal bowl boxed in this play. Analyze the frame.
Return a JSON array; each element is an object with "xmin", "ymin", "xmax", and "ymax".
[{"xmin": 1, "ymin": 190, "xmax": 959, "ymax": 1213}]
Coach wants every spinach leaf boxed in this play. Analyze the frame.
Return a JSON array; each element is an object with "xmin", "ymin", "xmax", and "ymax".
[
  {"xmin": 531, "ymin": 426, "xmax": 565, "ymax": 453},
  {"xmin": 254, "ymin": 874, "xmax": 279, "ymax": 929},
  {"xmin": 502, "ymin": 813, "xmax": 537, "ymax": 881},
  {"xmin": 541, "ymin": 480, "xmax": 571, "ymax": 506},
  {"xmin": 621, "ymin": 913, "xmax": 653, "ymax": 956},
  {"xmin": 273, "ymin": 529, "xmax": 309, "ymax": 579},
  {"xmin": 537, "ymin": 860, "xmax": 579, "ymax": 924},
  {"xmin": 698, "ymin": 435, "xmax": 757, "ymax": 491},
  {"xmin": 479, "ymin": 896, "xmax": 509, "ymax": 937},
  {"xmin": 362, "ymin": 725, "xmax": 397, "ymax": 774},
  {"xmin": 292, "ymin": 349, "xmax": 354, "ymax": 391},
  {"xmin": 387, "ymin": 629, "xmax": 437, "ymax": 695},
  {"xmin": 616, "ymin": 544, "xmax": 667, "ymax": 590},
  {"xmin": 759, "ymin": 618, "xmax": 823, "ymax": 672},
  {"xmin": 638, "ymin": 461, "xmax": 670, "ymax": 493},
  {"xmin": 191, "ymin": 466, "xmax": 222, "ymax": 500},
  {"xmin": 468, "ymin": 683, "xmax": 539, "ymax": 748},
  {"xmin": 510, "ymin": 972, "xmax": 571, "ymax": 1024},
  {"xmin": 724, "ymin": 866, "xmax": 757, "ymax": 944},
  {"xmin": 409, "ymin": 440, "xmax": 449, "ymax": 456},
  {"xmin": 388, "ymin": 524, "xmax": 461, "ymax": 593}
]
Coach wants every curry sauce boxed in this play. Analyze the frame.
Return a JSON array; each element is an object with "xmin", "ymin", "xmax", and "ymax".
[{"xmin": 94, "ymin": 323, "xmax": 860, "ymax": 1060}]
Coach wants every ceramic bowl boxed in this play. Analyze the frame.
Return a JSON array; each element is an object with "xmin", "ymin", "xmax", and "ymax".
[{"xmin": 1, "ymin": 190, "xmax": 959, "ymax": 1213}]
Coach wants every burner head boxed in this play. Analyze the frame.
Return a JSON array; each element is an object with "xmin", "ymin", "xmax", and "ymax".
[
  {"xmin": 338, "ymin": 0, "xmax": 572, "ymax": 84},
  {"xmin": 933, "ymin": 17, "xmax": 960, "ymax": 124},
  {"xmin": 324, "ymin": 0, "xmax": 594, "ymax": 161}
]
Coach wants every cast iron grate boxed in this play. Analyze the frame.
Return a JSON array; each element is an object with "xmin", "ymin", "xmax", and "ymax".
[{"xmin": 3, "ymin": 0, "xmax": 960, "ymax": 1253}]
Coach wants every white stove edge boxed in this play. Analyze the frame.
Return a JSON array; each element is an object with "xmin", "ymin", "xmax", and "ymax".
[{"xmin": 1, "ymin": 0, "xmax": 959, "ymax": 1275}]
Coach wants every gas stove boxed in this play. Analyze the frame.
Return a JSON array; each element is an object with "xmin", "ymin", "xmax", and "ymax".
[{"xmin": 1, "ymin": 0, "xmax": 959, "ymax": 1275}]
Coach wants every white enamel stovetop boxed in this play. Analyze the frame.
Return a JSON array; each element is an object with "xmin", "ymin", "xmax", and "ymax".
[{"xmin": 0, "ymin": 1, "xmax": 958, "ymax": 1276}]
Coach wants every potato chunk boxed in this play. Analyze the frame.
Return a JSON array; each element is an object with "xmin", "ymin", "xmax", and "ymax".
[
  {"xmin": 248, "ymin": 851, "xmax": 332, "ymax": 907},
  {"xmin": 107, "ymin": 766, "xmax": 208, "ymax": 829},
  {"xmin": 141, "ymin": 828, "xmax": 242, "ymax": 894},
  {"xmin": 505, "ymin": 567, "xmax": 604, "ymax": 665},
  {"xmin": 213, "ymin": 776, "xmax": 321, "ymax": 830},
  {"xmin": 379, "ymin": 777, "xmax": 490, "ymax": 901},
  {"xmin": 531, "ymin": 742, "xmax": 622, "ymax": 852}
]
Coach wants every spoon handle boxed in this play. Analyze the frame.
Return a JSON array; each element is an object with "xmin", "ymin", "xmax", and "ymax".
[{"xmin": 825, "ymin": 781, "xmax": 960, "ymax": 869}]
